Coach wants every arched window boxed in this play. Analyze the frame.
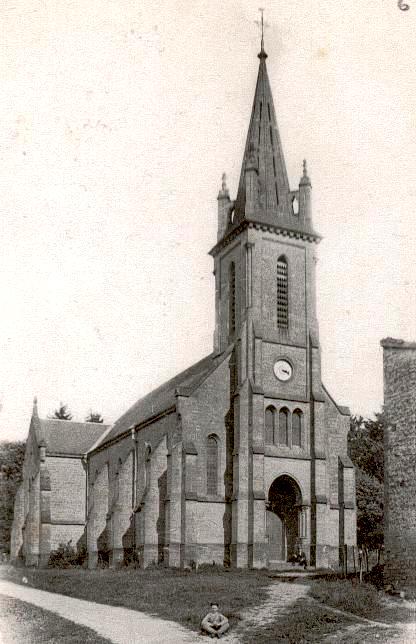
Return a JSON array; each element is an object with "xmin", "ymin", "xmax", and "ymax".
[
  {"xmin": 265, "ymin": 406, "xmax": 276, "ymax": 445},
  {"xmin": 207, "ymin": 435, "xmax": 219, "ymax": 495},
  {"xmin": 277, "ymin": 256, "xmax": 288, "ymax": 329},
  {"xmin": 279, "ymin": 408, "xmax": 289, "ymax": 446},
  {"xmin": 292, "ymin": 410, "xmax": 302, "ymax": 447},
  {"xmin": 229, "ymin": 262, "xmax": 236, "ymax": 337},
  {"xmin": 292, "ymin": 195, "xmax": 299, "ymax": 215},
  {"xmin": 144, "ymin": 444, "xmax": 152, "ymax": 493},
  {"xmin": 114, "ymin": 464, "xmax": 120, "ymax": 502}
]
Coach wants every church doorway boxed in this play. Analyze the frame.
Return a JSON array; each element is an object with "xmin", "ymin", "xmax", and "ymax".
[{"xmin": 266, "ymin": 475, "xmax": 302, "ymax": 562}]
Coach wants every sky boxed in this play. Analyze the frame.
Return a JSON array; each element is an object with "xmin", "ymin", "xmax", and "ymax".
[{"xmin": 1, "ymin": 0, "xmax": 415, "ymax": 441}]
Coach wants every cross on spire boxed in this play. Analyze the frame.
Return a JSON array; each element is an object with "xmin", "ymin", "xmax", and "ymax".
[{"xmin": 256, "ymin": 8, "xmax": 269, "ymax": 58}]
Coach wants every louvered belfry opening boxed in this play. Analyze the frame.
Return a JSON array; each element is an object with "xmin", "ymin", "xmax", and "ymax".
[
  {"xmin": 228, "ymin": 262, "xmax": 236, "ymax": 338},
  {"xmin": 277, "ymin": 256, "xmax": 288, "ymax": 329}
]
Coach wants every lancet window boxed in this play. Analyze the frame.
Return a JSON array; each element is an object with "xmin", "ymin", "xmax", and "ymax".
[
  {"xmin": 292, "ymin": 410, "xmax": 302, "ymax": 447},
  {"xmin": 279, "ymin": 408, "xmax": 289, "ymax": 446},
  {"xmin": 277, "ymin": 256, "xmax": 288, "ymax": 329},
  {"xmin": 265, "ymin": 406, "xmax": 276, "ymax": 444},
  {"xmin": 207, "ymin": 435, "xmax": 219, "ymax": 495}
]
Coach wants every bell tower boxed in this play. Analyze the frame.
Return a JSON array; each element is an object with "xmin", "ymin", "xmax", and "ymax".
[
  {"xmin": 210, "ymin": 35, "xmax": 321, "ymax": 381},
  {"xmin": 209, "ymin": 29, "xmax": 354, "ymax": 570}
]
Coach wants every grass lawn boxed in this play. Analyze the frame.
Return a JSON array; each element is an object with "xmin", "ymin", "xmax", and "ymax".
[
  {"xmin": 0, "ymin": 594, "xmax": 111, "ymax": 643},
  {"xmin": 309, "ymin": 577, "xmax": 415, "ymax": 625},
  {"xmin": 1, "ymin": 566, "xmax": 411, "ymax": 642},
  {"xmin": 0, "ymin": 565, "xmax": 271, "ymax": 632}
]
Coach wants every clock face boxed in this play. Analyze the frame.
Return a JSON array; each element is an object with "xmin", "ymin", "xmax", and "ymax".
[{"xmin": 273, "ymin": 359, "xmax": 293, "ymax": 382}]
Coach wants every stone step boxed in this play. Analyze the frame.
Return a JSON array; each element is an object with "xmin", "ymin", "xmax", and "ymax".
[{"xmin": 268, "ymin": 560, "xmax": 307, "ymax": 571}]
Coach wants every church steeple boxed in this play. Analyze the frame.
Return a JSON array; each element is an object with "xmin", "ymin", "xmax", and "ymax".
[
  {"xmin": 233, "ymin": 37, "xmax": 292, "ymax": 226},
  {"xmin": 211, "ymin": 28, "xmax": 320, "ymax": 259}
]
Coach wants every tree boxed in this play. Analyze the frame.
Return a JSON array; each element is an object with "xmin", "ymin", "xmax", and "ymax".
[
  {"xmin": 85, "ymin": 411, "xmax": 104, "ymax": 423},
  {"xmin": 0, "ymin": 440, "xmax": 26, "ymax": 553},
  {"xmin": 50, "ymin": 403, "xmax": 73, "ymax": 421},
  {"xmin": 355, "ymin": 468, "xmax": 384, "ymax": 551},
  {"xmin": 348, "ymin": 413, "xmax": 384, "ymax": 551},
  {"xmin": 348, "ymin": 413, "xmax": 384, "ymax": 483}
]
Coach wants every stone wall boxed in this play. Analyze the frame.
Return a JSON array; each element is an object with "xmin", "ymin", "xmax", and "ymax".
[
  {"xmin": 382, "ymin": 338, "xmax": 416, "ymax": 591},
  {"xmin": 48, "ymin": 456, "xmax": 86, "ymax": 525},
  {"xmin": 10, "ymin": 484, "xmax": 24, "ymax": 561},
  {"xmin": 87, "ymin": 412, "xmax": 175, "ymax": 568}
]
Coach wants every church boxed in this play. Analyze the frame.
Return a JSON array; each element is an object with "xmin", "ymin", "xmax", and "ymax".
[
  {"xmin": 85, "ymin": 37, "xmax": 356, "ymax": 571},
  {"xmin": 12, "ymin": 37, "xmax": 356, "ymax": 570}
]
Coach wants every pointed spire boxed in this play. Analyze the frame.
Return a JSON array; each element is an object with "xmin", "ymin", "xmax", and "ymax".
[
  {"xmin": 299, "ymin": 159, "xmax": 312, "ymax": 222},
  {"xmin": 233, "ymin": 35, "xmax": 291, "ymax": 225},
  {"xmin": 33, "ymin": 396, "xmax": 39, "ymax": 418},
  {"xmin": 210, "ymin": 27, "xmax": 321, "ymax": 250},
  {"xmin": 218, "ymin": 172, "xmax": 229, "ymax": 199},
  {"xmin": 300, "ymin": 159, "xmax": 311, "ymax": 186},
  {"xmin": 217, "ymin": 172, "xmax": 232, "ymax": 241},
  {"xmin": 222, "ymin": 172, "xmax": 227, "ymax": 192}
]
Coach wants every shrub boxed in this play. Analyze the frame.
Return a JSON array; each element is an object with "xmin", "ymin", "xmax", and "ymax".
[
  {"xmin": 365, "ymin": 563, "xmax": 384, "ymax": 589},
  {"xmin": 196, "ymin": 562, "xmax": 224, "ymax": 573},
  {"xmin": 310, "ymin": 578, "xmax": 382, "ymax": 619},
  {"xmin": 48, "ymin": 541, "xmax": 86, "ymax": 568}
]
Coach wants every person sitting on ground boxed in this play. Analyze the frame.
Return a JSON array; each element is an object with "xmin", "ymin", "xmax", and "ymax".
[
  {"xmin": 298, "ymin": 551, "xmax": 307, "ymax": 569},
  {"xmin": 201, "ymin": 602, "xmax": 230, "ymax": 639}
]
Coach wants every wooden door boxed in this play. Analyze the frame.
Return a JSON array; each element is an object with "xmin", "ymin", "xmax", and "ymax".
[{"xmin": 266, "ymin": 510, "xmax": 285, "ymax": 560}]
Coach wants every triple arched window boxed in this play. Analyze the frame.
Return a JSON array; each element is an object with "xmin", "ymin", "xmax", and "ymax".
[
  {"xmin": 277, "ymin": 256, "xmax": 288, "ymax": 329},
  {"xmin": 264, "ymin": 406, "xmax": 303, "ymax": 448},
  {"xmin": 207, "ymin": 435, "xmax": 219, "ymax": 495}
]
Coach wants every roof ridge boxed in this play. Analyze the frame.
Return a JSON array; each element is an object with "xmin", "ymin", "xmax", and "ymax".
[
  {"xmin": 41, "ymin": 417, "xmax": 108, "ymax": 425},
  {"xmin": 98, "ymin": 352, "xmax": 222, "ymax": 448},
  {"xmin": 176, "ymin": 346, "xmax": 233, "ymax": 397},
  {"xmin": 112, "ymin": 352, "xmax": 216, "ymax": 423}
]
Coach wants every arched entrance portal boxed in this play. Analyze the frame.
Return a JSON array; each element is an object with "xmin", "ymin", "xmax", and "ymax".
[{"xmin": 267, "ymin": 475, "xmax": 302, "ymax": 562}]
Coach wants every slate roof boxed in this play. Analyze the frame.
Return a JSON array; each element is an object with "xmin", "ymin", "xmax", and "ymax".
[
  {"xmin": 96, "ymin": 351, "xmax": 227, "ymax": 449},
  {"xmin": 234, "ymin": 48, "xmax": 292, "ymax": 224},
  {"xmin": 229, "ymin": 47, "xmax": 320, "ymax": 241},
  {"xmin": 36, "ymin": 419, "xmax": 109, "ymax": 455}
]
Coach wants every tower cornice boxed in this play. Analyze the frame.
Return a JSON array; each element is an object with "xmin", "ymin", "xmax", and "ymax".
[{"xmin": 209, "ymin": 219, "xmax": 321, "ymax": 257}]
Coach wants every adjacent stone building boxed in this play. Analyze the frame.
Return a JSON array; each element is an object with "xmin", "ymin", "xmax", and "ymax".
[
  {"xmin": 10, "ymin": 399, "xmax": 107, "ymax": 566},
  {"xmin": 86, "ymin": 41, "xmax": 356, "ymax": 570},
  {"xmin": 381, "ymin": 338, "xmax": 416, "ymax": 591}
]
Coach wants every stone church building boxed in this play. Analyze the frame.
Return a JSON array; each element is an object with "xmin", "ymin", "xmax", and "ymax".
[
  {"xmin": 85, "ymin": 41, "xmax": 356, "ymax": 571},
  {"xmin": 12, "ymin": 40, "xmax": 356, "ymax": 569}
]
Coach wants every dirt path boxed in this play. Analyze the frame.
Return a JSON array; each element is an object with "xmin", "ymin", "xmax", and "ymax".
[
  {"xmin": 219, "ymin": 580, "xmax": 309, "ymax": 643},
  {"xmin": 0, "ymin": 580, "xmax": 202, "ymax": 644},
  {"xmin": 221, "ymin": 580, "xmax": 416, "ymax": 644}
]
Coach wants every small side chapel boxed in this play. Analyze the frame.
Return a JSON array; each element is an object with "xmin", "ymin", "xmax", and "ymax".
[{"xmin": 85, "ymin": 38, "xmax": 356, "ymax": 570}]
